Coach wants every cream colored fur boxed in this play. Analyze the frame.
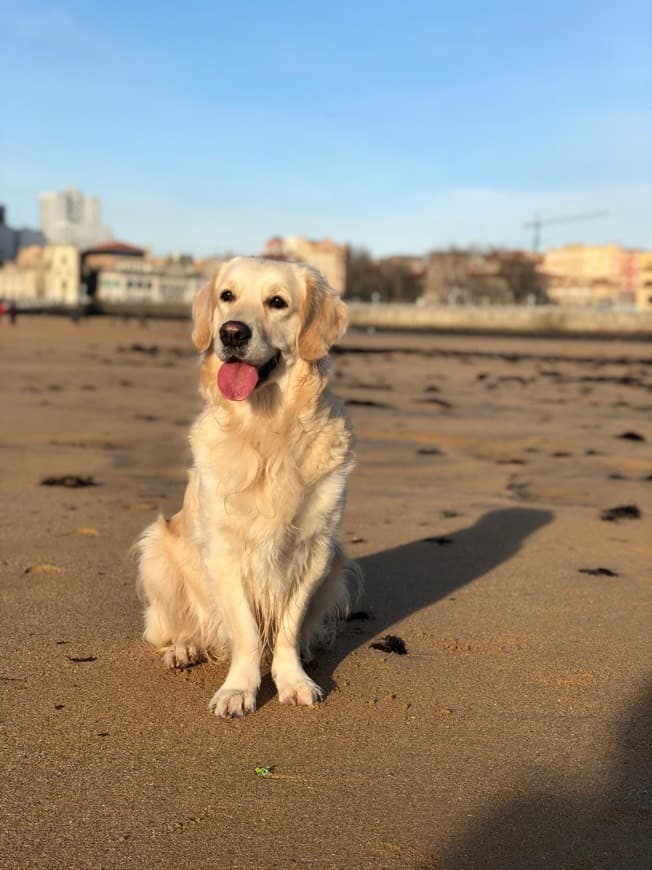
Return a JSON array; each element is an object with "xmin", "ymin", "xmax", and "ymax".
[{"xmin": 136, "ymin": 257, "xmax": 357, "ymax": 718}]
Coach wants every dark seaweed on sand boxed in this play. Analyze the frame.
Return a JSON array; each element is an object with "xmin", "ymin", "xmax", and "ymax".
[
  {"xmin": 616, "ymin": 431, "xmax": 646, "ymax": 442},
  {"xmin": 41, "ymin": 475, "xmax": 100, "ymax": 488},
  {"xmin": 344, "ymin": 399, "xmax": 391, "ymax": 409},
  {"xmin": 370, "ymin": 635, "xmax": 407, "ymax": 655},
  {"xmin": 600, "ymin": 505, "xmax": 642, "ymax": 522}
]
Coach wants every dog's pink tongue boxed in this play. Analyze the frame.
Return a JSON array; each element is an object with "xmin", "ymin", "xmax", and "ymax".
[{"xmin": 217, "ymin": 361, "xmax": 259, "ymax": 401}]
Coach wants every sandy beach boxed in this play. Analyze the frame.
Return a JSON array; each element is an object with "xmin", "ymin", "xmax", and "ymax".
[{"xmin": 1, "ymin": 315, "xmax": 650, "ymax": 869}]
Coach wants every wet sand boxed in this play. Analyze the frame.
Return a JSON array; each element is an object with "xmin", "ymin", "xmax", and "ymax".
[{"xmin": 1, "ymin": 317, "xmax": 651, "ymax": 868}]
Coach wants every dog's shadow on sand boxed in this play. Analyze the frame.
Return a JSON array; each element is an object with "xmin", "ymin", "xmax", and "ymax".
[{"xmin": 309, "ymin": 507, "xmax": 553, "ymax": 698}]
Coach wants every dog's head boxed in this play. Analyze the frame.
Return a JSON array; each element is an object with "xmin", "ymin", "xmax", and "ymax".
[{"xmin": 192, "ymin": 257, "xmax": 346, "ymax": 402}]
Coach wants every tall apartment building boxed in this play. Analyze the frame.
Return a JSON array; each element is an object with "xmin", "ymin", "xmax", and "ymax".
[{"xmin": 39, "ymin": 188, "xmax": 112, "ymax": 249}]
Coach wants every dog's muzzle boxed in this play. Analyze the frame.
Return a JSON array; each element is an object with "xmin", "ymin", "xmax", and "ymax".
[{"xmin": 219, "ymin": 320, "xmax": 252, "ymax": 349}]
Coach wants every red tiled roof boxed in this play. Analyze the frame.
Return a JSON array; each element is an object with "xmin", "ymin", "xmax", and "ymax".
[{"xmin": 83, "ymin": 241, "xmax": 145, "ymax": 256}]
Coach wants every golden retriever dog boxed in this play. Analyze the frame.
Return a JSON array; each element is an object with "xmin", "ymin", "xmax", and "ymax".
[{"xmin": 137, "ymin": 257, "xmax": 356, "ymax": 718}]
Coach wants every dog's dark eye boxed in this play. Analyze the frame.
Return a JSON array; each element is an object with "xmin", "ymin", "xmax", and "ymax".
[
  {"xmin": 267, "ymin": 295, "xmax": 288, "ymax": 310},
  {"xmin": 220, "ymin": 289, "xmax": 234, "ymax": 302}
]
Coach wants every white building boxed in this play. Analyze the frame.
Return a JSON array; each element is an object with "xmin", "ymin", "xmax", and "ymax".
[
  {"xmin": 40, "ymin": 188, "xmax": 112, "ymax": 249},
  {"xmin": 97, "ymin": 269, "xmax": 204, "ymax": 305}
]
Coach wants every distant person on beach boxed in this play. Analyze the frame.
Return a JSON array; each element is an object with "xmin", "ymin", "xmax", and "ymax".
[{"xmin": 8, "ymin": 301, "xmax": 17, "ymax": 325}]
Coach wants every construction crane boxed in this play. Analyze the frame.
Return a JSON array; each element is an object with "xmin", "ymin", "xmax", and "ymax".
[{"xmin": 524, "ymin": 211, "xmax": 608, "ymax": 252}]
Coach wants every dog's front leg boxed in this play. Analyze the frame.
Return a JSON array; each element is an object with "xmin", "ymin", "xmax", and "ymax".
[
  {"xmin": 207, "ymin": 554, "xmax": 261, "ymax": 719},
  {"xmin": 271, "ymin": 536, "xmax": 334, "ymax": 706}
]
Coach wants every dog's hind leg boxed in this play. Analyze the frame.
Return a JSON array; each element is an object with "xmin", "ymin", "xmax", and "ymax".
[
  {"xmin": 300, "ymin": 543, "xmax": 357, "ymax": 662},
  {"xmin": 136, "ymin": 515, "xmax": 214, "ymax": 670}
]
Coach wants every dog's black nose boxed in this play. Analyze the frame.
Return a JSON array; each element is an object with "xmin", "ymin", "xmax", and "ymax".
[{"xmin": 219, "ymin": 321, "xmax": 252, "ymax": 348}]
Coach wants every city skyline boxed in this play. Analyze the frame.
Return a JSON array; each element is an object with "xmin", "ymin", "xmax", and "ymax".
[
  {"xmin": 2, "ymin": 1, "xmax": 651, "ymax": 257},
  {"xmin": 3, "ymin": 182, "xmax": 652, "ymax": 261}
]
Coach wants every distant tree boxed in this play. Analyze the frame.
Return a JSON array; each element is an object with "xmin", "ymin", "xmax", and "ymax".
[
  {"xmin": 425, "ymin": 247, "xmax": 474, "ymax": 303},
  {"xmin": 495, "ymin": 251, "xmax": 548, "ymax": 303},
  {"xmin": 346, "ymin": 248, "xmax": 385, "ymax": 301},
  {"xmin": 378, "ymin": 259, "xmax": 423, "ymax": 302},
  {"xmin": 346, "ymin": 248, "xmax": 424, "ymax": 302},
  {"xmin": 425, "ymin": 247, "xmax": 549, "ymax": 304},
  {"xmin": 348, "ymin": 246, "xmax": 547, "ymax": 305}
]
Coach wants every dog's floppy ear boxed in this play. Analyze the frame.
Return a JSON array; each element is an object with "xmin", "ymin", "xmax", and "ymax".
[
  {"xmin": 298, "ymin": 268, "xmax": 347, "ymax": 362},
  {"xmin": 191, "ymin": 280, "xmax": 214, "ymax": 352}
]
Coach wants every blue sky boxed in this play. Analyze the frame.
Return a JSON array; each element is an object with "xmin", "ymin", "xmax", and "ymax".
[{"xmin": 1, "ymin": 0, "xmax": 651, "ymax": 256}]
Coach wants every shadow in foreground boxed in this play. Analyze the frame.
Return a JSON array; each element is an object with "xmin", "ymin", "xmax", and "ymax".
[
  {"xmin": 315, "ymin": 507, "xmax": 553, "ymax": 684},
  {"xmin": 434, "ymin": 682, "xmax": 652, "ymax": 870}
]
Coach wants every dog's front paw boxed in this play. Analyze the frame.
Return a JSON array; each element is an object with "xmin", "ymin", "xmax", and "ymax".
[
  {"xmin": 162, "ymin": 642, "xmax": 203, "ymax": 670},
  {"xmin": 209, "ymin": 687, "xmax": 257, "ymax": 719},
  {"xmin": 277, "ymin": 676, "xmax": 324, "ymax": 707}
]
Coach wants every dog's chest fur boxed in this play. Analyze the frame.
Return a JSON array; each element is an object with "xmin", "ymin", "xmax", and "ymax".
[{"xmin": 189, "ymin": 394, "xmax": 353, "ymax": 593}]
